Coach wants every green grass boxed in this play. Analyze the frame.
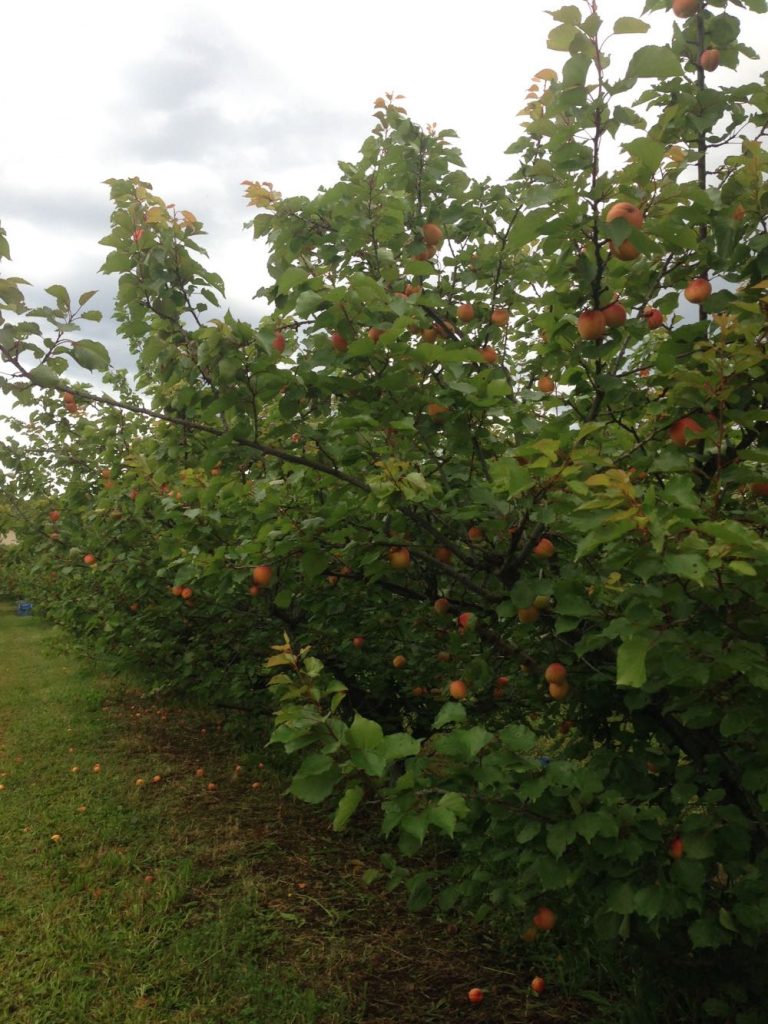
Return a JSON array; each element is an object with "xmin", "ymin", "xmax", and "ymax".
[
  {"xmin": 0, "ymin": 603, "xmax": 599, "ymax": 1024},
  {"xmin": 0, "ymin": 605, "xmax": 363, "ymax": 1024}
]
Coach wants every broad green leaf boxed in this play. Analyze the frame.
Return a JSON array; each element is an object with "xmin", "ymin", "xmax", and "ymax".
[
  {"xmin": 548, "ymin": 23, "xmax": 579, "ymax": 50},
  {"xmin": 277, "ymin": 266, "xmax": 309, "ymax": 294},
  {"xmin": 348, "ymin": 713, "xmax": 385, "ymax": 750},
  {"xmin": 616, "ymin": 636, "xmax": 651, "ymax": 689},
  {"xmin": 71, "ymin": 340, "xmax": 110, "ymax": 372},
  {"xmin": 332, "ymin": 784, "xmax": 364, "ymax": 830},
  {"xmin": 613, "ymin": 16, "xmax": 649, "ymax": 33},
  {"xmin": 627, "ymin": 45, "xmax": 681, "ymax": 79}
]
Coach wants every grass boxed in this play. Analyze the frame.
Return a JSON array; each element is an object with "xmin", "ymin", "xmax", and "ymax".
[{"xmin": 0, "ymin": 603, "xmax": 589, "ymax": 1023}]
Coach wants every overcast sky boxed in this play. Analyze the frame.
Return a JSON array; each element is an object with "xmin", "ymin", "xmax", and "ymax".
[{"xmin": 1, "ymin": 0, "xmax": 766, "ymax": 434}]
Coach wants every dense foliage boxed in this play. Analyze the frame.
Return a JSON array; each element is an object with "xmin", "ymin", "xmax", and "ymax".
[{"xmin": 3, "ymin": 0, "xmax": 768, "ymax": 1017}]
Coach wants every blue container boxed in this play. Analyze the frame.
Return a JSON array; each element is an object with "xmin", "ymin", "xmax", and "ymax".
[{"xmin": 16, "ymin": 601, "xmax": 33, "ymax": 616}]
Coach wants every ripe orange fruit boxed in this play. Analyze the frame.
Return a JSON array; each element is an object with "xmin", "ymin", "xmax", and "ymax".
[
  {"xmin": 435, "ymin": 546, "xmax": 452, "ymax": 563},
  {"xmin": 422, "ymin": 223, "xmax": 443, "ymax": 246},
  {"xmin": 533, "ymin": 906, "xmax": 557, "ymax": 930},
  {"xmin": 548, "ymin": 679, "xmax": 570, "ymax": 701},
  {"xmin": 490, "ymin": 308, "xmax": 509, "ymax": 326},
  {"xmin": 537, "ymin": 376, "xmax": 555, "ymax": 394},
  {"xmin": 392, "ymin": 655, "xmax": 407, "ymax": 669},
  {"xmin": 83, "ymin": 553, "xmax": 97, "ymax": 566},
  {"xmin": 207, "ymin": 782, "xmax": 217, "ymax": 792},
  {"xmin": 352, "ymin": 636, "xmax": 365, "ymax": 648},
  {"xmin": 480, "ymin": 346, "xmax": 498, "ymax": 363},
  {"xmin": 388, "ymin": 546, "xmax": 411, "ymax": 570},
  {"xmin": 272, "ymin": 332, "xmax": 286, "ymax": 354},
  {"xmin": 457, "ymin": 303, "xmax": 474, "ymax": 323},
  {"xmin": 531, "ymin": 976, "xmax": 545, "ymax": 995},
  {"xmin": 448, "ymin": 679, "xmax": 468, "ymax": 700},
  {"xmin": 330, "ymin": 331, "xmax": 348, "ymax": 352},
  {"xmin": 467, "ymin": 987, "xmax": 484, "ymax": 1004},
  {"xmin": 252, "ymin": 565, "xmax": 273, "ymax": 586},
  {"xmin": 533, "ymin": 538, "xmax": 555, "ymax": 558},
  {"xmin": 467, "ymin": 525, "xmax": 484, "ymax": 543},
  {"xmin": 668, "ymin": 836, "xmax": 684, "ymax": 859},
  {"xmin": 544, "ymin": 663, "xmax": 567, "ymax": 685},
  {"xmin": 606, "ymin": 201, "xmax": 644, "ymax": 229},
  {"xmin": 180, "ymin": 587, "xmax": 193, "ymax": 600},
  {"xmin": 433, "ymin": 597, "xmax": 450, "ymax": 614},
  {"xmin": 517, "ymin": 606, "xmax": 540, "ymax": 624},
  {"xmin": 49, "ymin": 510, "xmax": 61, "ymax": 523}
]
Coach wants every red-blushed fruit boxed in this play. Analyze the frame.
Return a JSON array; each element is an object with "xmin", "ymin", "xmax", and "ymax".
[
  {"xmin": 180, "ymin": 587, "xmax": 193, "ymax": 600},
  {"xmin": 559, "ymin": 719, "xmax": 575, "ymax": 735},
  {"xmin": 392, "ymin": 654, "xmax": 407, "ymax": 669},
  {"xmin": 467, "ymin": 987, "xmax": 484, "ymax": 1004},
  {"xmin": 421, "ymin": 327, "xmax": 438, "ymax": 343},
  {"xmin": 669, "ymin": 836, "xmax": 684, "ymax": 859},
  {"xmin": 252, "ymin": 565, "xmax": 273, "ymax": 586},
  {"xmin": 49, "ymin": 510, "xmax": 61, "ymax": 523},
  {"xmin": 603, "ymin": 301, "xmax": 627, "ymax": 328},
  {"xmin": 669, "ymin": 417, "xmax": 704, "ymax": 446},
  {"xmin": 404, "ymin": 283, "xmax": 421, "ymax": 297},
  {"xmin": 533, "ymin": 538, "xmax": 555, "ymax": 558},
  {"xmin": 416, "ymin": 246, "xmax": 436, "ymax": 261},
  {"xmin": 331, "ymin": 331, "xmax": 348, "ymax": 353},
  {"xmin": 449, "ymin": 679, "xmax": 468, "ymax": 700},
  {"xmin": 83, "ymin": 554, "xmax": 96, "ymax": 566},
  {"xmin": 129, "ymin": 602, "xmax": 140, "ymax": 613},
  {"xmin": 606, "ymin": 201, "xmax": 644, "ymax": 229},
  {"xmin": 672, "ymin": 0, "xmax": 699, "ymax": 15},
  {"xmin": 577, "ymin": 310, "xmax": 607, "ymax": 340},
  {"xmin": 352, "ymin": 636, "xmax": 365, "ymax": 649},
  {"xmin": 491, "ymin": 308, "xmax": 509, "ymax": 326},
  {"xmin": 544, "ymin": 663, "xmax": 567, "ymax": 685},
  {"xmin": 437, "ymin": 650, "xmax": 451, "ymax": 663},
  {"xmin": 272, "ymin": 332, "xmax": 286, "ymax": 354},
  {"xmin": 248, "ymin": 585, "xmax": 260, "ymax": 596},
  {"xmin": 548, "ymin": 679, "xmax": 570, "ymax": 700},
  {"xmin": 171, "ymin": 585, "xmax": 183, "ymax": 597},
  {"xmin": 412, "ymin": 686, "xmax": 426, "ymax": 697},
  {"xmin": 699, "ymin": 48, "xmax": 720, "ymax": 72},
  {"xmin": 537, "ymin": 375, "xmax": 555, "ymax": 394},
  {"xmin": 533, "ymin": 906, "xmax": 557, "ymax": 931},
  {"xmin": 610, "ymin": 239, "xmax": 640, "ymax": 261},
  {"xmin": 643, "ymin": 306, "xmax": 664, "ymax": 330},
  {"xmin": 422, "ymin": 223, "xmax": 443, "ymax": 246},
  {"xmin": 457, "ymin": 303, "xmax": 475, "ymax": 323},
  {"xmin": 467, "ymin": 525, "xmax": 484, "ymax": 543},
  {"xmin": 684, "ymin": 277, "xmax": 712, "ymax": 304},
  {"xmin": 207, "ymin": 782, "xmax": 217, "ymax": 792},
  {"xmin": 733, "ymin": 203, "xmax": 746, "ymax": 222},
  {"xmin": 368, "ymin": 327, "xmax": 383, "ymax": 342},
  {"xmin": 388, "ymin": 546, "xmax": 411, "ymax": 569},
  {"xmin": 434, "ymin": 597, "xmax": 450, "ymax": 615},
  {"xmin": 457, "ymin": 611, "xmax": 477, "ymax": 632},
  {"xmin": 435, "ymin": 546, "xmax": 452, "ymax": 563},
  {"xmin": 749, "ymin": 482, "xmax": 768, "ymax": 497},
  {"xmin": 426, "ymin": 403, "xmax": 449, "ymax": 420},
  {"xmin": 480, "ymin": 346, "xmax": 498, "ymax": 363},
  {"xmin": 518, "ymin": 606, "xmax": 540, "ymax": 624},
  {"xmin": 132, "ymin": 227, "xmax": 144, "ymax": 243},
  {"xmin": 531, "ymin": 977, "xmax": 545, "ymax": 996}
]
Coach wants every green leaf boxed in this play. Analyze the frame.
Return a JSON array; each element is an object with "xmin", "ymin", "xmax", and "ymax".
[
  {"xmin": 547, "ymin": 23, "xmax": 579, "ymax": 50},
  {"xmin": 499, "ymin": 723, "xmax": 536, "ymax": 752},
  {"xmin": 626, "ymin": 45, "xmax": 682, "ymax": 79},
  {"xmin": 332, "ymin": 784, "xmax": 364, "ymax": 831},
  {"xmin": 300, "ymin": 547, "xmax": 328, "ymax": 578},
  {"xmin": 78, "ymin": 290, "xmax": 98, "ymax": 306},
  {"xmin": 616, "ymin": 636, "xmax": 651, "ymax": 689},
  {"xmin": 728, "ymin": 560, "xmax": 756, "ymax": 576},
  {"xmin": 433, "ymin": 702, "xmax": 467, "ymax": 728},
  {"xmin": 379, "ymin": 732, "xmax": 421, "ymax": 761},
  {"xmin": 688, "ymin": 916, "xmax": 729, "ymax": 949},
  {"xmin": 348, "ymin": 714, "xmax": 385, "ymax": 751},
  {"xmin": 45, "ymin": 284, "xmax": 70, "ymax": 308},
  {"xmin": 277, "ymin": 266, "xmax": 309, "ymax": 294},
  {"xmin": 27, "ymin": 365, "xmax": 64, "ymax": 389},
  {"xmin": 71, "ymin": 340, "xmax": 110, "ymax": 372},
  {"xmin": 613, "ymin": 16, "xmax": 649, "ymax": 33}
]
